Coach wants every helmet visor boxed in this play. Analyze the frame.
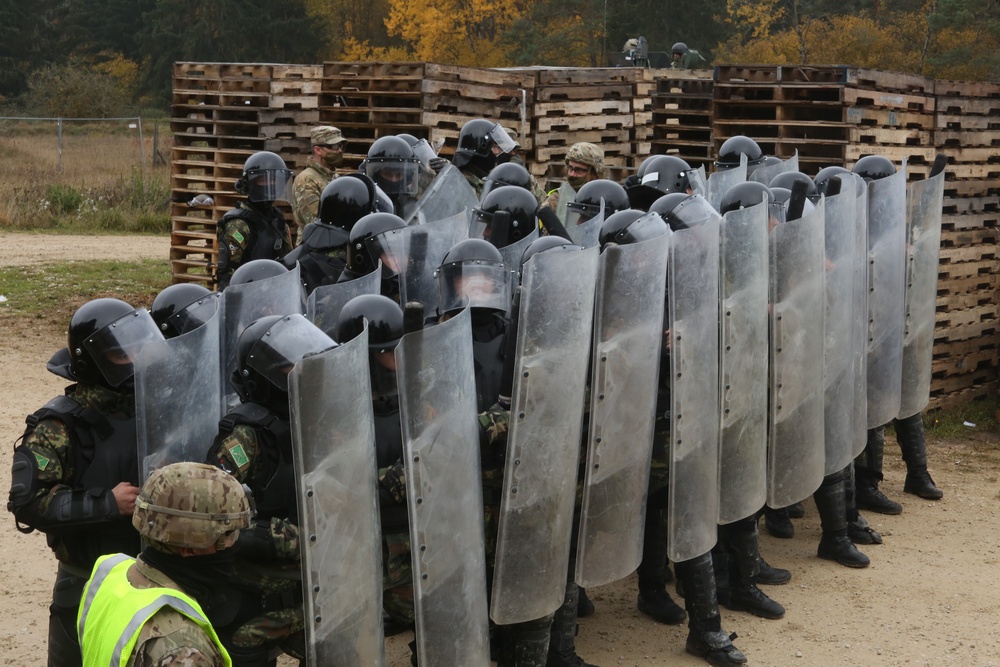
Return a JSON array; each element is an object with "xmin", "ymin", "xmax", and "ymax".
[
  {"xmin": 671, "ymin": 195, "xmax": 722, "ymax": 228},
  {"xmin": 436, "ymin": 260, "xmax": 510, "ymax": 314},
  {"xmin": 412, "ymin": 139, "xmax": 438, "ymax": 168},
  {"xmin": 168, "ymin": 292, "xmax": 221, "ymax": 337},
  {"xmin": 364, "ymin": 159, "xmax": 420, "ymax": 196},
  {"xmin": 488, "ymin": 124, "xmax": 517, "ymax": 154},
  {"xmin": 247, "ymin": 314, "xmax": 337, "ymax": 392},
  {"xmin": 616, "ymin": 212, "xmax": 669, "ymax": 244},
  {"xmin": 246, "ymin": 168, "xmax": 294, "ymax": 203},
  {"xmin": 83, "ymin": 308, "xmax": 164, "ymax": 387}
]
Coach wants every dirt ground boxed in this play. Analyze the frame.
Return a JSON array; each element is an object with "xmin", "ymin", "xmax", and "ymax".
[{"xmin": 1, "ymin": 232, "xmax": 998, "ymax": 667}]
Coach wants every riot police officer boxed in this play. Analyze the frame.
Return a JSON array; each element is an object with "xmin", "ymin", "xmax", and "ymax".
[
  {"xmin": 8, "ymin": 298, "xmax": 164, "ymax": 667},
  {"xmin": 339, "ymin": 212, "xmax": 408, "ymax": 300},
  {"xmin": 217, "ymin": 151, "xmax": 295, "ymax": 290},
  {"xmin": 361, "ymin": 135, "xmax": 422, "ymax": 219},
  {"xmin": 150, "ymin": 283, "xmax": 220, "ymax": 339},
  {"xmin": 450, "ymin": 119, "xmax": 518, "ymax": 197}
]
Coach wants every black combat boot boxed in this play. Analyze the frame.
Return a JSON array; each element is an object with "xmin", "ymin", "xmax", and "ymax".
[
  {"xmin": 814, "ymin": 468, "xmax": 870, "ymax": 568},
  {"xmin": 855, "ymin": 427, "xmax": 903, "ymax": 514},
  {"xmin": 675, "ymin": 553, "xmax": 748, "ymax": 667},
  {"xmin": 546, "ymin": 582, "xmax": 599, "ymax": 667},
  {"xmin": 845, "ymin": 463, "xmax": 883, "ymax": 545},
  {"xmin": 758, "ymin": 557, "xmax": 791, "ymax": 585},
  {"xmin": 636, "ymin": 500, "xmax": 686, "ymax": 625},
  {"xmin": 894, "ymin": 414, "xmax": 944, "ymax": 500},
  {"xmin": 761, "ymin": 505, "xmax": 794, "ymax": 538},
  {"xmin": 786, "ymin": 501, "xmax": 805, "ymax": 518},
  {"xmin": 577, "ymin": 587, "xmax": 595, "ymax": 618},
  {"xmin": 496, "ymin": 617, "xmax": 553, "ymax": 667},
  {"xmin": 720, "ymin": 518, "xmax": 785, "ymax": 620}
]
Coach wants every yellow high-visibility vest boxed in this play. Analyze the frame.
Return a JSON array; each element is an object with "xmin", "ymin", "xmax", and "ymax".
[{"xmin": 77, "ymin": 553, "xmax": 231, "ymax": 667}]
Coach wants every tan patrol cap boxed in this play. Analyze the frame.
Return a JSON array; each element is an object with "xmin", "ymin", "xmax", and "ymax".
[{"xmin": 311, "ymin": 126, "xmax": 346, "ymax": 146}]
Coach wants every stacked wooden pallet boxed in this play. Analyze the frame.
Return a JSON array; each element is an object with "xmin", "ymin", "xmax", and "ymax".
[
  {"xmin": 928, "ymin": 79, "xmax": 1000, "ymax": 409},
  {"xmin": 318, "ymin": 62, "xmax": 425, "ymax": 170},
  {"xmin": 261, "ymin": 64, "xmax": 323, "ymax": 172},
  {"xmin": 648, "ymin": 69, "xmax": 714, "ymax": 169}
]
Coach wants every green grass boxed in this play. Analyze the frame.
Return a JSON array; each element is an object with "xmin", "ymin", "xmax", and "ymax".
[
  {"xmin": 924, "ymin": 394, "xmax": 999, "ymax": 440},
  {"xmin": 0, "ymin": 259, "xmax": 171, "ymax": 328}
]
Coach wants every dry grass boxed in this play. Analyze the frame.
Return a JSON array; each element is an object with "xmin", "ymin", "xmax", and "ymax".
[{"xmin": 0, "ymin": 121, "xmax": 172, "ymax": 232}]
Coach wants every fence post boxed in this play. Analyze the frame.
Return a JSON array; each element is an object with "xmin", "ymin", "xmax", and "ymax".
[
  {"xmin": 136, "ymin": 116, "xmax": 146, "ymax": 175},
  {"xmin": 57, "ymin": 117, "xmax": 63, "ymax": 173}
]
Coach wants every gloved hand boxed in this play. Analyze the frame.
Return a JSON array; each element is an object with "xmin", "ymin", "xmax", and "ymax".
[{"xmin": 429, "ymin": 157, "xmax": 448, "ymax": 173}]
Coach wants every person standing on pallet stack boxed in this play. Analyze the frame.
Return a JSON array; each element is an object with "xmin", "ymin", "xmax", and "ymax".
[
  {"xmin": 216, "ymin": 151, "xmax": 295, "ymax": 290},
  {"xmin": 291, "ymin": 125, "xmax": 347, "ymax": 243},
  {"xmin": 671, "ymin": 42, "xmax": 707, "ymax": 70}
]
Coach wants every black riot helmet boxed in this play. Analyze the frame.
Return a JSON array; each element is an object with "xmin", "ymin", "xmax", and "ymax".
[
  {"xmin": 335, "ymin": 294, "xmax": 404, "ymax": 402},
  {"xmin": 715, "ymin": 135, "xmax": 767, "ymax": 172},
  {"xmin": 436, "ymin": 238, "xmax": 510, "ymax": 316},
  {"xmin": 318, "ymin": 173, "xmax": 380, "ymax": 233},
  {"xmin": 769, "ymin": 171, "xmax": 817, "ymax": 196},
  {"xmin": 520, "ymin": 236, "xmax": 583, "ymax": 271},
  {"xmin": 362, "ymin": 136, "xmax": 421, "ymax": 197},
  {"xmin": 68, "ymin": 298, "xmax": 164, "ymax": 389},
  {"xmin": 852, "ymin": 155, "xmax": 896, "ymax": 182},
  {"xmin": 651, "ymin": 193, "xmax": 719, "ymax": 231},
  {"xmin": 599, "ymin": 209, "xmax": 667, "ymax": 248},
  {"xmin": 672, "ymin": 42, "xmax": 688, "ymax": 56},
  {"xmin": 230, "ymin": 259, "xmax": 288, "ymax": 287},
  {"xmin": 347, "ymin": 212, "xmax": 407, "ymax": 277},
  {"xmin": 235, "ymin": 151, "xmax": 293, "ymax": 204},
  {"xmin": 814, "ymin": 165, "xmax": 852, "ymax": 196},
  {"xmin": 232, "ymin": 314, "xmax": 336, "ymax": 413},
  {"xmin": 473, "ymin": 185, "xmax": 538, "ymax": 248},
  {"xmin": 151, "ymin": 283, "xmax": 219, "ymax": 339},
  {"xmin": 719, "ymin": 181, "xmax": 774, "ymax": 215},
  {"xmin": 396, "ymin": 133, "xmax": 419, "ymax": 147},
  {"xmin": 769, "ymin": 186, "xmax": 816, "ymax": 221},
  {"xmin": 647, "ymin": 192, "xmax": 689, "ymax": 218},
  {"xmin": 481, "ymin": 162, "xmax": 533, "ymax": 199},
  {"xmin": 627, "ymin": 155, "xmax": 693, "ymax": 211},
  {"xmin": 454, "ymin": 119, "xmax": 516, "ymax": 172},
  {"xmin": 567, "ymin": 179, "xmax": 630, "ymax": 221}
]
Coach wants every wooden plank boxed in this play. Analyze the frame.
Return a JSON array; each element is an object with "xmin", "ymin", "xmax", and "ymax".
[
  {"xmin": 536, "ymin": 114, "xmax": 633, "ymax": 133},
  {"xmin": 940, "ymin": 226, "xmax": 1000, "ymax": 248},
  {"xmin": 534, "ymin": 100, "xmax": 632, "ymax": 116},
  {"xmin": 534, "ymin": 128, "xmax": 632, "ymax": 147},
  {"xmin": 936, "ymin": 291, "xmax": 999, "ymax": 312},
  {"xmin": 425, "ymin": 63, "xmax": 537, "ymax": 88},
  {"xmin": 935, "ymin": 129, "xmax": 1000, "ymax": 147},
  {"xmin": 535, "ymin": 142, "xmax": 632, "ymax": 162},
  {"xmin": 270, "ymin": 80, "xmax": 322, "ymax": 96},
  {"xmin": 935, "ymin": 79, "xmax": 1000, "ymax": 98},
  {"xmin": 939, "ymin": 243, "xmax": 999, "ymax": 264},
  {"xmin": 421, "ymin": 78, "xmax": 531, "ymax": 102},
  {"xmin": 272, "ymin": 64, "xmax": 323, "ymax": 80},
  {"xmin": 844, "ymin": 106, "xmax": 935, "ymax": 129},
  {"xmin": 535, "ymin": 83, "xmax": 633, "ymax": 102},
  {"xmin": 843, "ymin": 87, "xmax": 934, "ymax": 113},
  {"xmin": 535, "ymin": 67, "xmax": 637, "ymax": 85},
  {"xmin": 714, "ymin": 64, "xmax": 848, "ymax": 84},
  {"xmin": 935, "ymin": 113, "xmax": 1000, "ymax": 130},
  {"xmin": 934, "ymin": 97, "xmax": 1000, "ymax": 116},
  {"xmin": 845, "ymin": 144, "xmax": 937, "ymax": 163},
  {"xmin": 848, "ymin": 126, "xmax": 932, "ymax": 145},
  {"xmin": 846, "ymin": 68, "xmax": 933, "ymax": 94}
]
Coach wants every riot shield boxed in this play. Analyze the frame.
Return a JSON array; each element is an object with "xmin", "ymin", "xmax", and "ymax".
[
  {"xmin": 405, "ymin": 162, "xmax": 479, "ymax": 226},
  {"xmin": 667, "ymin": 220, "xmax": 722, "ymax": 562},
  {"xmin": 566, "ymin": 200, "xmax": 605, "ymax": 249},
  {"xmin": 491, "ymin": 246, "xmax": 599, "ymax": 625},
  {"xmin": 575, "ymin": 230, "xmax": 669, "ymax": 588},
  {"xmin": 865, "ymin": 165, "xmax": 907, "ymax": 428},
  {"xmin": 382, "ymin": 211, "xmax": 469, "ymax": 321},
  {"xmin": 557, "ymin": 182, "xmax": 577, "ymax": 225},
  {"xmin": 396, "ymin": 309, "xmax": 490, "ymax": 666},
  {"xmin": 767, "ymin": 200, "xmax": 826, "ymax": 508},
  {"xmin": 717, "ymin": 202, "xmax": 769, "ymax": 525},
  {"xmin": 220, "ymin": 264, "xmax": 304, "ymax": 410},
  {"xmin": 307, "ymin": 264, "xmax": 381, "ymax": 334},
  {"xmin": 289, "ymin": 331, "xmax": 385, "ymax": 667},
  {"xmin": 135, "ymin": 297, "xmax": 222, "ymax": 480},
  {"xmin": 689, "ymin": 165, "xmax": 708, "ymax": 198},
  {"xmin": 822, "ymin": 189, "xmax": 861, "ymax": 475},
  {"xmin": 706, "ymin": 155, "xmax": 748, "ymax": 212},
  {"xmin": 898, "ymin": 169, "xmax": 944, "ymax": 419},
  {"xmin": 496, "ymin": 227, "xmax": 541, "ymax": 298},
  {"xmin": 749, "ymin": 151, "xmax": 799, "ymax": 185},
  {"xmin": 851, "ymin": 175, "xmax": 869, "ymax": 459}
]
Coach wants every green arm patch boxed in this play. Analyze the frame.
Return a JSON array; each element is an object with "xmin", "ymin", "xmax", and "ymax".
[
  {"xmin": 232, "ymin": 230, "xmax": 246, "ymax": 244},
  {"xmin": 228, "ymin": 443, "xmax": 250, "ymax": 469},
  {"xmin": 33, "ymin": 453, "xmax": 51, "ymax": 471}
]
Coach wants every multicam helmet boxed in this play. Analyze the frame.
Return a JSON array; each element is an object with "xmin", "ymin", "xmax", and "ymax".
[
  {"xmin": 565, "ymin": 143, "xmax": 608, "ymax": 180},
  {"xmin": 133, "ymin": 462, "xmax": 251, "ymax": 551}
]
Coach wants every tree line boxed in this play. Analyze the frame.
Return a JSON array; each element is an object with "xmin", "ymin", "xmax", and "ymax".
[{"xmin": 0, "ymin": 0, "xmax": 996, "ymax": 116}]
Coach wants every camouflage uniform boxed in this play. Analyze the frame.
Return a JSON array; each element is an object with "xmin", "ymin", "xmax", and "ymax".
[
  {"xmin": 376, "ymin": 459, "xmax": 415, "ymax": 624},
  {"xmin": 671, "ymin": 49, "xmax": 706, "ymax": 70},
  {"xmin": 291, "ymin": 158, "xmax": 337, "ymax": 242},
  {"xmin": 463, "ymin": 168, "xmax": 488, "ymax": 199},
  {"xmin": 216, "ymin": 202, "xmax": 292, "ymax": 290}
]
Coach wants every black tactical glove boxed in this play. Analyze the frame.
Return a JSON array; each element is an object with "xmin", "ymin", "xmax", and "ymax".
[{"xmin": 429, "ymin": 157, "xmax": 448, "ymax": 173}]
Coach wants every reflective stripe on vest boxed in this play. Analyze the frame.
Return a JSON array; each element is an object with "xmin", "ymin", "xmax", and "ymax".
[{"xmin": 77, "ymin": 553, "xmax": 231, "ymax": 667}]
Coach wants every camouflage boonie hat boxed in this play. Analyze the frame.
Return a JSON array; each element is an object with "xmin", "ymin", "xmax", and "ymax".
[
  {"xmin": 133, "ymin": 462, "xmax": 251, "ymax": 551},
  {"xmin": 311, "ymin": 125, "xmax": 346, "ymax": 146},
  {"xmin": 566, "ymin": 142, "xmax": 608, "ymax": 179}
]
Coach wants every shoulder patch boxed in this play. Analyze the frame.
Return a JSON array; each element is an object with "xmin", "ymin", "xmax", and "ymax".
[
  {"xmin": 33, "ymin": 453, "xmax": 51, "ymax": 471},
  {"xmin": 229, "ymin": 443, "xmax": 250, "ymax": 469},
  {"xmin": 232, "ymin": 230, "xmax": 246, "ymax": 244}
]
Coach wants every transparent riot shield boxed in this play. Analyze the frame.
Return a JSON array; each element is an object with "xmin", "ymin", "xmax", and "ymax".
[
  {"xmin": 822, "ymin": 190, "xmax": 860, "ymax": 475},
  {"xmin": 289, "ymin": 329, "xmax": 384, "ymax": 667},
  {"xmin": 689, "ymin": 165, "xmax": 708, "ymax": 198},
  {"xmin": 497, "ymin": 227, "xmax": 541, "ymax": 298},
  {"xmin": 307, "ymin": 264, "xmax": 381, "ymax": 334},
  {"xmin": 556, "ymin": 181, "xmax": 577, "ymax": 225},
  {"xmin": 717, "ymin": 202, "xmax": 769, "ymax": 524},
  {"xmin": 385, "ymin": 210, "xmax": 470, "ymax": 321},
  {"xmin": 749, "ymin": 151, "xmax": 799, "ymax": 185},
  {"xmin": 706, "ymin": 155, "xmax": 748, "ymax": 212},
  {"xmin": 566, "ymin": 200, "xmax": 605, "ymax": 249},
  {"xmin": 405, "ymin": 162, "xmax": 479, "ymax": 226},
  {"xmin": 491, "ymin": 246, "xmax": 599, "ymax": 625},
  {"xmin": 135, "ymin": 297, "xmax": 222, "ymax": 480},
  {"xmin": 898, "ymin": 169, "xmax": 944, "ymax": 419},
  {"xmin": 851, "ymin": 174, "xmax": 869, "ymax": 458},
  {"xmin": 220, "ymin": 264, "xmax": 304, "ymax": 410},
  {"xmin": 865, "ymin": 164, "xmax": 907, "ymax": 428},
  {"xmin": 575, "ymin": 230, "xmax": 669, "ymax": 588},
  {"xmin": 396, "ymin": 309, "xmax": 490, "ymax": 666},
  {"xmin": 667, "ymin": 220, "xmax": 722, "ymax": 562},
  {"xmin": 767, "ymin": 200, "xmax": 826, "ymax": 508}
]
